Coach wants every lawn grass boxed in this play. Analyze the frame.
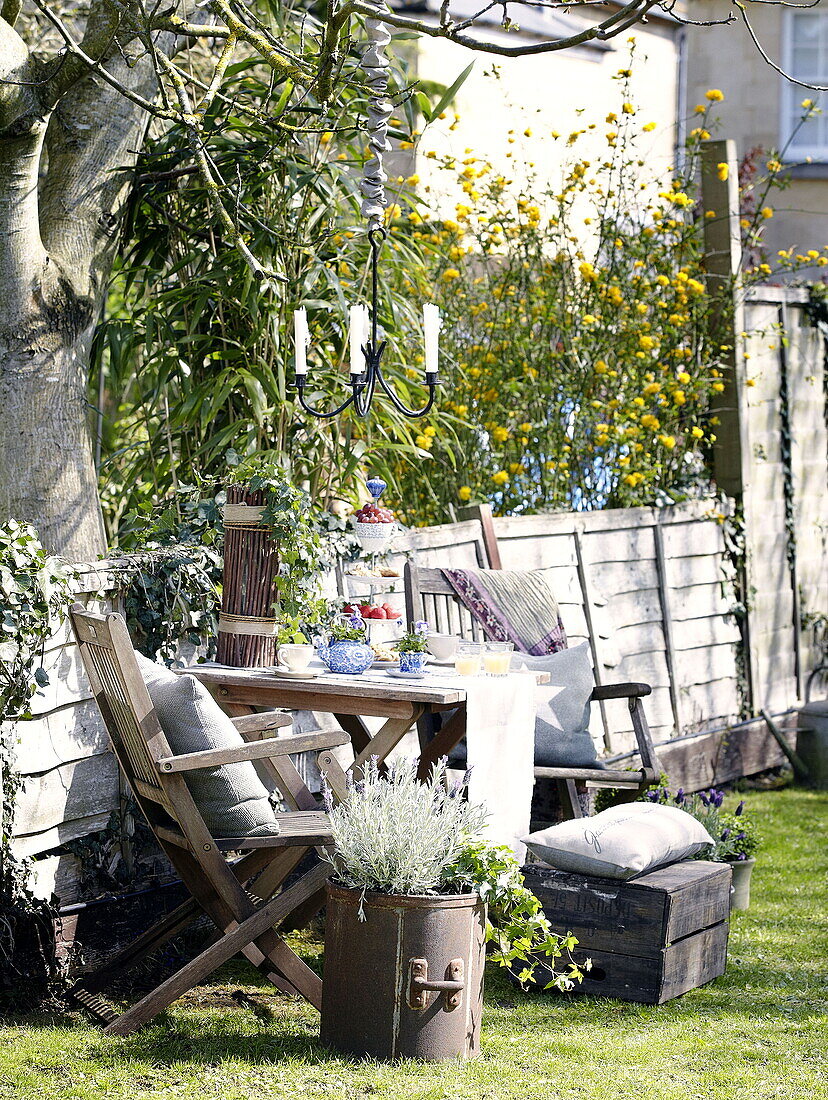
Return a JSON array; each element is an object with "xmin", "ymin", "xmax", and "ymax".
[{"xmin": 1, "ymin": 788, "xmax": 826, "ymax": 1100}]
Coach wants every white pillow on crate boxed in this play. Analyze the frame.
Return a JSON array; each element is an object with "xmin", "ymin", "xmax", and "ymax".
[{"xmin": 521, "ymin": 803, "xmax": 713, "ymax": 880}]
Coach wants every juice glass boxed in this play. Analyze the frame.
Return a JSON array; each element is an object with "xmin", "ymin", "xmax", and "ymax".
[
  {"xmin": 483, "ymin": 641, "xmax": 513, "ymax": 676},
  {"xmin": 454, "ymin": 642, "xmax": 483, "ymax": 676}
]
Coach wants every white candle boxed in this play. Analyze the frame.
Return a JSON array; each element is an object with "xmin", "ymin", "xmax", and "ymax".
[
  {"xmin": 423, "ymin": 303, "xmax": 440, "ymax": 374},
  {"xmin": 349, "ymin": 304, "xmax": 368, "ymax": 375},
  {"xmin": 293, "ymin": 307, "xmax": 309, "ymax": 375}
]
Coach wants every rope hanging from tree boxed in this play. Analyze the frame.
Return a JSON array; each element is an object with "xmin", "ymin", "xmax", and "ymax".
[{"xmin": 359, "ymin": 0, "xmax": 393, "ymax": 230}]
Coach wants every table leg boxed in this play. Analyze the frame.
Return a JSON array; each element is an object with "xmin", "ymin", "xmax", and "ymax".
[
  {"xmin": 350, "ymin": 707, "xmax": 425, "ymax": 777},
  {"xmin": 332, "ymin": 712, "xmax": 372, "ymax": 756},
  {"xmin": 416, "ymin": 708, "xmax": 468, "ymax": 780}
]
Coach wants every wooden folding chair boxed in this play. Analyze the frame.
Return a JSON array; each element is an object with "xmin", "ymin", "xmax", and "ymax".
[
  {"xmin": 404, "ymin": 564, "xmax": 661, "ymax": 819},
  {"xmin": 68, "ymin": 606, "xmax": 349, "ymax": 1036}
]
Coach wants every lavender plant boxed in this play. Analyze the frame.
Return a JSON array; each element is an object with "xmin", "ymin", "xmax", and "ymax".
[
  {"xmin": 643, "ymin": 786, "xmax": 760, "ymax": 862},
  {"xmin": 324, "ymin": 758, "xmax": 487, "ymax": 896},
  {"xmin": 323, "ymin": 757, "xmax": 588, "ymax": 990}
]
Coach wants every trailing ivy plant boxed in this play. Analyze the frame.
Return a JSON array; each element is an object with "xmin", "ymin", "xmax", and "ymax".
[
  {"xmin": 0, "ymin": 521, "xmax": 75, "ymax": 1011},
  {"xmin": 111, "ymin": 483, "xmax": 224, "ymax": 663},
  {"xmin": 227, "ymin": 454, "xmax": 337, "ymax": 644}
]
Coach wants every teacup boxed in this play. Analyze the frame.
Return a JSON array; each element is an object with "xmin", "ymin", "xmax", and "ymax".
[
  {"xmin": 277, "ymin": 643, "xmax": 315, "ymax": 672},
  {"xmin": 426, "ymin": 633, "xmax": 459, "ymax": 663}
]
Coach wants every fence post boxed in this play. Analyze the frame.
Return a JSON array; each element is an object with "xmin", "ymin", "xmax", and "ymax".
[{"xmin": 699, "ymin": 138, "xmax": 758, "ymax": 714}]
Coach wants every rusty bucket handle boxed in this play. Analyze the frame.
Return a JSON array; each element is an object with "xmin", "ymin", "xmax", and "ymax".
[{"xmin": 407, "ymin": 958, "xmax": 464, "ymax": 1011}]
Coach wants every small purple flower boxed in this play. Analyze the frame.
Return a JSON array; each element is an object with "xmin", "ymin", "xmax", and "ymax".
[
  {"xmin": 735, "ymin": 801, "xmax": 745, "ymax": 817},
  {"xmin": 720, "ymin": 828, "xmax": 731, "ymax": 840},
  {"xmin": 736, "ymin": 853, "xmax": 746, "ymax": 861},
  {"xmin": 414, "ymin": 619, "xmax": 429, "ymax": 636},
  {"xmin": 712, "ymin": 790, "xmax": 724, "ymax": 808},
  {"xmin": 699, "ymin": 793, "xmax": 710, "ymax": 807},
  {"xmin": 349, "ymin": 613, "xmax": 363, "ymax": 629},
  {"xmin": 674, "ymin": 787, "xmax": 685, "ymax": 805}
]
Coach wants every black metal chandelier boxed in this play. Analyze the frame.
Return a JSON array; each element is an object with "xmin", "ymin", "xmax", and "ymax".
[{"xmin": 291, "ymin": 0, "xmax": 441, "ymax": 420}]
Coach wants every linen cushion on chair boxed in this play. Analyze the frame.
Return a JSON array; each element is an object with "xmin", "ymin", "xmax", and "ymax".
[
  {"xmin": 514, "ymin": 642, "xmax": 600, "ymax": 768},
  {"xmin": 521, "ymin": 803, "xmax": 713, "ymax": 879},
  {"xmin": 135, "ymin": 653, "xmax": 281, "ymax": 837}
]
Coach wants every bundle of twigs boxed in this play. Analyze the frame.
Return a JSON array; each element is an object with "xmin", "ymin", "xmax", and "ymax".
[{"xmin": 216, "ymin": 486, "xmax": 280, "ymax": 667}]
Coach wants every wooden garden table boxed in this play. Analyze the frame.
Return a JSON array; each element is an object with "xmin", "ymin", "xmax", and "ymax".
[{"xmin": 181, "ymin": 662, "xmax": 477, "ymax": 779}]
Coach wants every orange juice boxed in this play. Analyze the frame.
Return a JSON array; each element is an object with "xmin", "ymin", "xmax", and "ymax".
[
  {"xmin": 454, "ymin": 653, "xmax": 482, "ymax": 676},
  {"xmin": 483, "ymin": 650, "xmax": 511, "ymax": 676}
]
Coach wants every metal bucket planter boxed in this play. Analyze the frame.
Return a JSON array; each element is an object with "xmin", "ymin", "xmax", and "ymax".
[
  {"xmin": 729, "ymin": 858, "xmax": 755, "ymax": 910},
  {"xmin": 320, "ymin": 883, "xmax": 486, "ymax": 1061}
]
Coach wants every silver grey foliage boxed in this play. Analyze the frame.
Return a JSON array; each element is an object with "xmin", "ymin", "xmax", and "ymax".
[{"xmin": 324, "ymin": 757, "xmax": 487, "ymax": 897}]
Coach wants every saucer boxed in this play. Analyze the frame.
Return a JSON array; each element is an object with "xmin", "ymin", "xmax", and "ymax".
[
  {"xmin": 427, "ymin": 657, "xmax": 456, "ymax": 667},
  {"xmin": 385, "ymin": 668, "xmax": 429, "ymax": 681},
  {"xmin": 272, "ymin": 667, "xmax": 318, "ymax": 679}
]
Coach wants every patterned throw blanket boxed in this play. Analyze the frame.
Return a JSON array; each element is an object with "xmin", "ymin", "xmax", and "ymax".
[{"xmin": 442, "ymin": 568, "xmax": 568, "ymax": 656}]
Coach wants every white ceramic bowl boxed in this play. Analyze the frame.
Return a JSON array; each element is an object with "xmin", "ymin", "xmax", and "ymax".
[
  {"xmin": 354, "ymin": 521, "xmax": 396, "ymax": 555},
  {"xmin": 426, "ymin": 633, "xmax": 459, "ymax": 662}
]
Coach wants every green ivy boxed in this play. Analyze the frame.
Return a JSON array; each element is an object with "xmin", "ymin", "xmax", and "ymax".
[{"xmin": 0, "ymin": 521, "xmax": 75, "ymax": 1012}]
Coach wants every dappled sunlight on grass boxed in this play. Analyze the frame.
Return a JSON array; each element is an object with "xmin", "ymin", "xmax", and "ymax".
[{"xmin": 1, "ymin": 789, "xmax": 826, "ymax": 1100}]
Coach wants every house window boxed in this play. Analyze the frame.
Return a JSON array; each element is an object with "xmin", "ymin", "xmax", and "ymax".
[{"xmin": 783, "ymin": 10, "xmax": 828, "ymax": 160}]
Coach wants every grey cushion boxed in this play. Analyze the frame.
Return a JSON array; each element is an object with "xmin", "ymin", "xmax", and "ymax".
[
  {"xmin": 514, "ymin": 642, "xmax": 600, "ymax": 768},
  {"xmin": 135, "ymin": 653, "xmax": 280, "ymax": 837},
  {"xmin": 522, "ymin": 803, "xmax": 713, "ymax": 880}
]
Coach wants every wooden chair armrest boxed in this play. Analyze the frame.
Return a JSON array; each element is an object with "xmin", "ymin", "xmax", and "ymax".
[
  {"xmin": 590, "ymin": 682, "xmax": 652, "ymax": 701},
  {"xmin": 155, "ymin": 729, "xmax": 350, "ymax": 774},
  {"xmin": 230, "ymin": 711, "xmax": 293, "ymax": 736}
]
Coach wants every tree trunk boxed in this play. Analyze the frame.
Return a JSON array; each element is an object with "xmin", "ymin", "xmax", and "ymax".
[{"xmin": 0, "ymin": 14, "xmax": 163, "ymax": 561}]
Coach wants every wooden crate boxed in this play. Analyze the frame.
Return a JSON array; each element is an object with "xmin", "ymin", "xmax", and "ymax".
[{"xmin": 522, "ymin": 860, "xmax": 731, "ymax": 1004}]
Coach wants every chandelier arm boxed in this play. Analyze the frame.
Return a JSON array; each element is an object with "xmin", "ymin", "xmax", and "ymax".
[
  {"xmin": 374, "ymin": 365, "xmax": 438, "ymax": 418},
  {"xmin": 295, "ymin": 383, "xmax": 359, "ymax": 419}
]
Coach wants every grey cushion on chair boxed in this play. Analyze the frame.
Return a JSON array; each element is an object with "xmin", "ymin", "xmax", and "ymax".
[
  {"xmin": 514, "ymin": 642, "xmax": 601, "ymax": 768},
  {"xmin": 135, "ymin": 653, "xmax": 280, "ymax": 837}
]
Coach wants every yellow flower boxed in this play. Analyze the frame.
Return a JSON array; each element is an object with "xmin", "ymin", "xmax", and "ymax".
[
  {"xmin": 406, "ymin": 174, "xmax": 420, "ymax": 185},
  {"xmin": 716, "ymin": 162, "xmax": 729, "ymax": 181},
  {"xmin": 706, "ymin": 89, "xmax": 724, "ymax": 102},
  {"xmin": 455, "ymin": 404, "xmax": 468, "ymax": 416},
  {"xmin": 492, "ymin": 471, "xmax": 509, "ymax": 486},
  {"xmin": 508, "ymin": 462, "xmax": 525, "ymax": 475},
  {"xmin": 622, "ymin": 102, "xmax": 635, "ymax": 115},
  {"xmin": 320, "ymin": 131, "xmax": 333, "ymax": 145},
  {"xmin": 594, "ymin": 359, "xmax": 608, "ymax": 374},
  {"xmin": 802, "ymin": 98, "xmax": 814, "ymax": 109},
  {"xmin": 442, "ymin": 268, "xmax": 461, "ymax": 281},
  {"xmin": 673, "ymin": 390, "xmax": 686, "ymax": 406},
  {"xmin": 691, "ymin": 426, "xmax": 704, "ymax": 439},
  {"xmin": 712, "ymin": 382, "xmax": 725, "ymax": 393},
  {"xmin": 424, "ymin": 425, "xmax": 436, "ymax": 437},
  {"xmin": 415, "ymin": 434, "xmax": 432, "ymax": 449},
  {"xmin": 519, "ymin": 422, "xmax": 533, "ymax": 433},
  {"xmin": 524, "ymin": 127, "xmax": 532, "ymax": 137},
  {"xmin": 639, "ymin": 335, "xmax": 656, "ymax": 350},
  {"xmin": 642, "ymin": 121, "xmax": 656, "ymax": 132},
  {"xmin": 641, "ymin": 413, "xmax": 660, "ymax": 430},
  {"xmin": 761, "ymin": 206, "xmax": 774, "ymax": 219},
  {"xmin": 458, "ymin": 486, "xmax": 472, "ymax": 501},
  {"xmin": 492, "ymin": 425, "xmax": 509, "ymax": 443},
  {"xmin": 582, "ymin": 314, "xmax": 598, "ymax": 325},
  {"xmin": 624, "ymin": 472, "xmax": 645, "ymax": 487},
  {"xmin": 677, "ymin": 371, "xmax": 691, "ymax": 384},
  {"xmin": 658, "ymin": 434, "xmax": 676, "ymax": 449},
  {"xmin": 643, "ymin": 382, "xmax": 661, "ymax": 396},
  {"xmin": 694, "ymin": 104, "xmax": 706, "ymax": 114}
]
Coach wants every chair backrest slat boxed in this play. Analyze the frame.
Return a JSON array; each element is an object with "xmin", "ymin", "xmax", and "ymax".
[
  {"xmin": 405, "ymin": 564, "xmax": 488, "ymax": 643},
  {"xmin": 70, "ymin": 606, "xmax": 173, "ymax": 807}
]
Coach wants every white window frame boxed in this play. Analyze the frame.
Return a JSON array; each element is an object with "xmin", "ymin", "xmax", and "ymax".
[{"xmin": 781, "ymin": 8, "xmax": 828, "ymax": 162}]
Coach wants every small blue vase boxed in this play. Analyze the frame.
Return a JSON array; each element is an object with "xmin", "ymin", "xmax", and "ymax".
[
  {"xmin": 399, "ymin": 650, "xmax": 428, "ymax": 674},
  {"xmin": 323, "ymin": 639, "xmax": 374, "ymax": 675}
]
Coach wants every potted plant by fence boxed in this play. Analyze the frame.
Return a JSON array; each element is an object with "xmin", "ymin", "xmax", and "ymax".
[
  {"xmin": 217, "ymin": 457, "xmax": 329, "ymax": 668},
  {"xmin": 643, "ymin": 787, "xmax": 761, "ymax": 910},
  {"xmin": 319, "ymin": 759, "xmax": 586, "ymax": 1061}
]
